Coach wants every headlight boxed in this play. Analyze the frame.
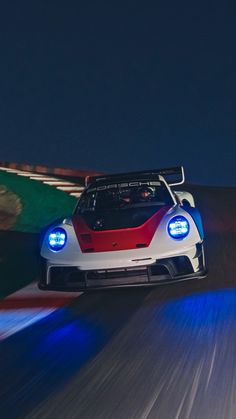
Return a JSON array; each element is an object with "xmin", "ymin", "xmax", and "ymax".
[
  {"xmin": 168, "ymin": 216, "xmax": 190, "ymax": 239},
  {"xmin": 48, "ymin": 228, "xmax": 67, "ymax": 251}
]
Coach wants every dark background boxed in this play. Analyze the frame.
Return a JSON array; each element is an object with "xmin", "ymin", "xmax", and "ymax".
[{"xmin": 0, "ymin": 1, "xmax": 236, "ymax": 186}]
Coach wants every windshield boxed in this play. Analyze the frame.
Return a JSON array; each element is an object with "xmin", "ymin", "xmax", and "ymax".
[{"xmin": 76, "ymin": 181, "xmax": 174, "ymax": 212}]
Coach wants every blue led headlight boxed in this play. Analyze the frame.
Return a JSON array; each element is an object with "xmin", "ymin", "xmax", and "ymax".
[
  {"xmin": 168, "ymin": 216, "xmax": 190, "ymax": 239},
  {"xmin": 48, "ymin": 228, "xmax": 67, "ymax": 251}
]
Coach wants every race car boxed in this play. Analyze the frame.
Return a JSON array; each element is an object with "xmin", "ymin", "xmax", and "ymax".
[{"xmin": 39, "ymin": 167, "xmax": 206, "ymax": 291}]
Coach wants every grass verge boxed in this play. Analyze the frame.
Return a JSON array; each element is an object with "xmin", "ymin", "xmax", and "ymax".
[
  {"xmin": 0, "ymin": 171, "xmax": 81, "ymax": 298},
  {"xmin": 0, "ymin": 171, "xmax": 77, "ymax": 232}
]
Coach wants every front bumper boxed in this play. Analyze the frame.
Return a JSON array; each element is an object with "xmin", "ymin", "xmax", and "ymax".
[{"xmin": 38, "ymin": 252, "xmax": 207, "ymax": 291}]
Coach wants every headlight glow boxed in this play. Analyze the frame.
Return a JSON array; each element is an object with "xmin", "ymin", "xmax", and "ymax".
[
  {"xmin": 168, "ymin": 216, "xmax": 190, "ymax": 239},
  {"xmin": 48, "ymin": 228, "xmax": 67, "ymax": 250}
]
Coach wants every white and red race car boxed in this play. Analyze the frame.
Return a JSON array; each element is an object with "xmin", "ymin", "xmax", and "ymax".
[{"xmin": 39, "ymin": 167, "xmax": 206, "ymax": 291}]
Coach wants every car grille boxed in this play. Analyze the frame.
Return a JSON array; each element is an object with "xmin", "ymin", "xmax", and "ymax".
[{"xmin": 47, "ymin": 256, "xmax": 193, "ymax": 289}]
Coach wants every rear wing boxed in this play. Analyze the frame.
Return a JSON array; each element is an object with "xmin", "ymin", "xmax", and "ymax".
[{"xmin": 85, "ymin": 166, "xmax": 185, "ymax": 187}]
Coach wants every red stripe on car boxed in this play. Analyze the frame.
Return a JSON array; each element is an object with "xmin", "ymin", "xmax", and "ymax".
[{"xmin": 72, "ymin": 206, "xmax": 170, "ymax": 253}]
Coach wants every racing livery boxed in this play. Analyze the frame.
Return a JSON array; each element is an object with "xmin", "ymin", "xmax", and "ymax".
[{"xmin": 39, "ymin": 167, "xmax": 206, "ymax": 291}]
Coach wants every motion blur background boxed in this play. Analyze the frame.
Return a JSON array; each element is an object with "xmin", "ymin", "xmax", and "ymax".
[{"xmin": 0, "ymin": 0, "xmax": 236, "ymax": 185}]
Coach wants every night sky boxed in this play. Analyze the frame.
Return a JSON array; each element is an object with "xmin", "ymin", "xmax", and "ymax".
[{"xmin": 1, "ymin": 1, "xmax": 236, "ymax": 186}]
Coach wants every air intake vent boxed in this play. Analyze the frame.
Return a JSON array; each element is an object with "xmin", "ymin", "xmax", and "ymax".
[
  {"xmin": 136, "ymin": 243, "xmax": 148, "ymax": 248},
  {"xmin": 84, "ymin": 248, "xmax": 94, "ymax": 253}
]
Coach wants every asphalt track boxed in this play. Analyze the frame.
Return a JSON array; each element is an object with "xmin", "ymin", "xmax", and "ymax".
[{"xmin": 1, "ymin": 185, "xmax": 236, "ymax": 419}]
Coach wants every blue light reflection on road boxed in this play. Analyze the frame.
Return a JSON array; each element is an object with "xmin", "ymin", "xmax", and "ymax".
[
  {"xmin": 2, "ymin": 287, "xmax": 236, "ymax": 419},
  {"xmin": 1, "ymin": 306, "xmax": 107, "ymax": 419},
  {"xmin": 30, "ymin": 307, "xmax": 106, "ymax": 371},
  {"xmin": 157, "ymin": 289, "xmax": 236, "ymax": 346},
  {"xmin": 162, "ymin": 289, "xmax": 236, "ymax": 324},
  {"xmin": 1, "ymin": 288, "xmax": 149, "ymax": 419},
  {"xmin": 34, "ymin": 313, "xmax": 95, "ymax": 353}
]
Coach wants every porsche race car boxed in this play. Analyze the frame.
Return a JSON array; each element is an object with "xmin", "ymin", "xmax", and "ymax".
[{"xmin": 39, "ymin": 167, "xmax": 206, "ymax": 291}]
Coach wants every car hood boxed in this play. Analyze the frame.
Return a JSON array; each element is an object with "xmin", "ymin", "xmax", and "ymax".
[{"xmin": 72, "ymin": 205, "xmax": 171, "ymax": 253}]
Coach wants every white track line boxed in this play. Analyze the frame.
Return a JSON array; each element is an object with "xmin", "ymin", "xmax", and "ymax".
[
  {"xmin": 0, "ymin": 168, "xmax": 21, "ymax": 173},
  {"xmin": 0, "ymin": 283, "xmax": 82, "ymax": 340},
  {"xmin": 43, "ymin": 181, "xmax": 76, "ymax": 186},
  {"xmin": 57, "ymin": 186, "xmax": 84, "ymax": 191},
  {"xmin": 28, "ymin": 174, "xmax": 49, "ymax": 177},
  {"xmin": 13, "ymin": 172, "xmax": 39, "ymax": 176},
  {"xmin": 29, "ymin": 176, "xmax": 64, "ymax": 181}
]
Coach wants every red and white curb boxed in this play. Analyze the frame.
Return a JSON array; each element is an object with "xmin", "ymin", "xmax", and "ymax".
[
  {"xmin": 0, "ymin": 166, "xmax": 85, "ymax": 198},
  {"xmin": 0, "ymin": 283, "xmax": 82, "ymax": 340}
]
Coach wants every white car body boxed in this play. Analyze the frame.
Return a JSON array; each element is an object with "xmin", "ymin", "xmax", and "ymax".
[{"xmin": 39, "ymin": 167, "xmax": 206, "ymax": 290}]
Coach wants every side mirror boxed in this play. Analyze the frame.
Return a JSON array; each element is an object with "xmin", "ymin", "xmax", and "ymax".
[{"xmin": 174, "ymin": 191, "xmax": 195, "ymax": 207}]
